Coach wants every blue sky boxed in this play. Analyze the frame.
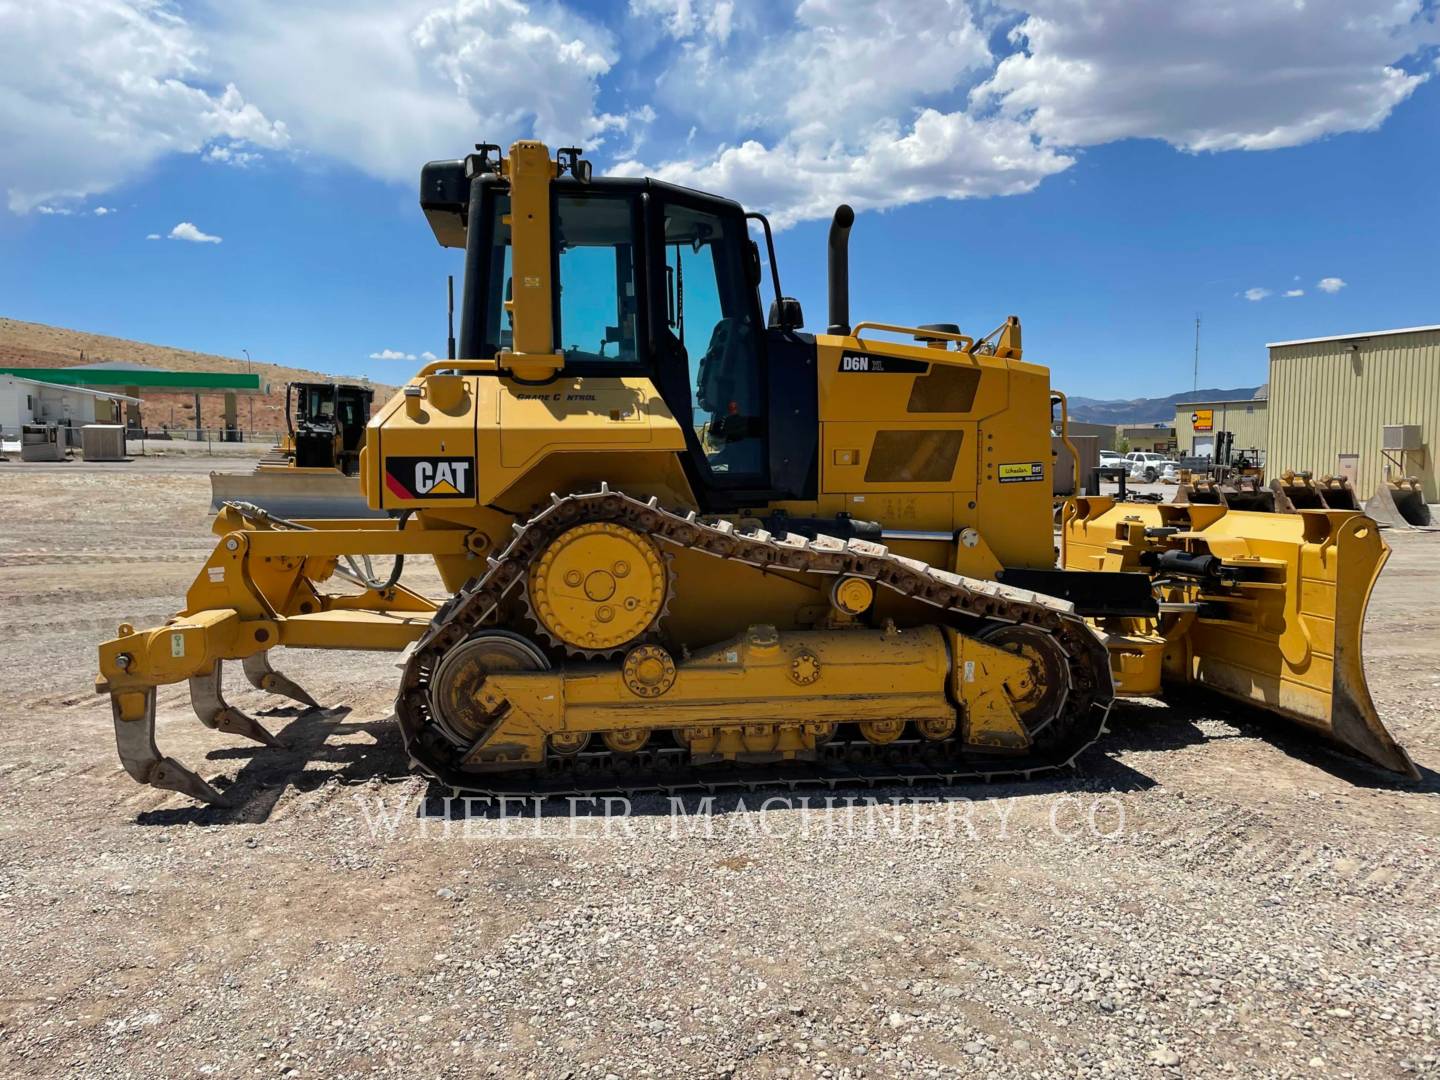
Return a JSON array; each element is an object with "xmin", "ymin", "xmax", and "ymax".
[{"xmin": 1, "ymin": 0, "xmax": 1436, "ymax": 398}]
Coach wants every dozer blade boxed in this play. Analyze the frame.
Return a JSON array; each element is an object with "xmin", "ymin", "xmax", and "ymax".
[
  {"xmin": 209, "ymin": 467, "xmax": 384, "ymax": 520},
  {"xmin": 1364, "ymin": 478, "xmax": 1433, "ymax": 529},
  {"xmin": 1067, "ymin": 501, "xmax": 1417, "ymax": 778}
]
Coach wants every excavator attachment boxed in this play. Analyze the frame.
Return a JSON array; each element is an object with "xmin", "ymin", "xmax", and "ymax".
[
  {"xmin": 1364, "ymin": 477, "xmax": 1433, "ymax": 529},
  {"xmin": 1311, "ymin": 475, "xmax": 1361, "ymax": 511},
  {"xmin": 1065, "ymin": 498, "xmax": 1416, "ymax": 778},
  {"xmin": 1218, "ymin": 475, "xmax": 1277, "ymax": 513},
  {"xmin": 1172, "ymin": 475, "xmax": 1279, "ymax": 513},
  {"xmin": 209, "ymin": 467, "xmax": 381, "ymax": 519},
  {"xmin": 1175, "ymin": 472, "xmax": 1364, "ymax": 517}
]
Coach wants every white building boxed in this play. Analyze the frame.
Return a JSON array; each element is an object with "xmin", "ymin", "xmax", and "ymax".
[{"xmin": 0, "ymin": 374, "xmax": 141, "ymax": 442}]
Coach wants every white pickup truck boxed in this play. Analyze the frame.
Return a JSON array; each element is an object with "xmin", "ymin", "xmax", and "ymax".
[{"xmin": 1123, "ymin": 451, "xmax": 1174, "ymax": 482}]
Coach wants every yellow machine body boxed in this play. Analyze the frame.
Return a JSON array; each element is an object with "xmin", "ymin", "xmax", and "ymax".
[{"xmin": 97, "ymin": 141, "xmax": 1414, "ymax": 805}]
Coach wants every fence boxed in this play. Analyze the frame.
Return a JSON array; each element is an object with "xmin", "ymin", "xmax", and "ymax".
[{"xmin": 1, "ymin": 425, "xmax": 283, "ymax": 456}]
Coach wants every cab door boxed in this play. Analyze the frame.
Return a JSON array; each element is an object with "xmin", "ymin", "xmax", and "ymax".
[{"xmin": 647, "ymin": 191, "xmax": 771, "ymax": 509}]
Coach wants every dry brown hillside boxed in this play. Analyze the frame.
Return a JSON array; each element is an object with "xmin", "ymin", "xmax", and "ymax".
[{"xmin": 0, "ymin": 316, "xmax": 398, "ymax": 434}]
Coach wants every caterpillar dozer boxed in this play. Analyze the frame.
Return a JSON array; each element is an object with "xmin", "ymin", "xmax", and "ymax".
[
  {"xmin": 96, "ymin": 141, "xmax": 1416, "ymax": 805},
  {"xmin": 209, "ymin": 381, "xmax": 380, "ymax": 519}
]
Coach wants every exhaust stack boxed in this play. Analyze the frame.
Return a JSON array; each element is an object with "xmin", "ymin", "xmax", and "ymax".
[{"xmin": 827, "ymin": 204, "xmax": 855, "ymax": 336}]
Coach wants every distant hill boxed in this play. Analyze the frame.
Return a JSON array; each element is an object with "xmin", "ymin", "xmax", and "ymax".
[
  {"xmin": 0, "ymin": 316, "xmax": 397, "ymax": 433},
  {"xmin": 1067, "ymin": 386, "xmax": 1263, "ymax": 425}
]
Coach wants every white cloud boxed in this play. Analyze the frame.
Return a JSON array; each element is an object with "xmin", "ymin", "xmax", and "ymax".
[
  {"xmin": 202, "ymin": 0, "xmax": 640, "ymax": 189},
  {"xmin": 0, "ymin": 1, "xmax": 288, "ymax": 213},
  {"xmin": 1283, "ymin": 289, "xmax": 1305, "ymax": 298},
  {"xmin": 93, "ymin": 206, "xmax": 116, "ymax": 216},
  {"xmin": 204, "ymin": 145, "xmax": 262, "ymax": 168},
  {"xmin": 146, "ymin": 233, "xmax": 161, "ymax": 240},
  {"xmin": 629, "ymin": 0, "xmax": 1434, "ymax": 225},
  {"xmin": 641, "ymin": 0, "xmax": 993, "ymax": 137},
  {"xmin": 369, "ymin": 349, "xmax": 418, "ymax": 361},
  {"xmin": 420, "ymin": 351, "xmax": 438, "ymax": 361},
  {"xmin": 1317, "ymin": 276, "xmax": 1348, "ymax": 293},
  {"xmin": 618, "ymin": 0, "xmax": 1071, "ymax": 226},
  {"xmin": 972, "ymin": 0, "xmax": 1432, "ymax": 153},
  {"xmin": 35, "ymin": 205, "xmax": 73, "ymax": 216},
  {"xmin": 620, "ymin": 109, "xmax": 1072, "ymax": 228},
  {"xmin": 169, "ymin": 222, "xmax": 223, "ymax": 244},
  {"xmin": 2, "ymin": 0, "xmax": 1433, "ymax": 227},
  {"xmin": 1244, "ymin": 287, "xmax": 1272, "ymax": 302}
]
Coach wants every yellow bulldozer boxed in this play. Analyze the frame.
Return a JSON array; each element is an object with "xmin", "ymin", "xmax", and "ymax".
[
  {"xmin": 96, "ymin": 141, "xmax": 1415, "ymax": 805},
  {"xmin": 210, "ymin": 381, "xmax": 379, "ymax": 519}
]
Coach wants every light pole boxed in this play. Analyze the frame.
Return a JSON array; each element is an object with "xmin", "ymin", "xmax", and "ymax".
[{"xmin": 242, "ymin": 349, "xmax": 254, "ymax": 437}]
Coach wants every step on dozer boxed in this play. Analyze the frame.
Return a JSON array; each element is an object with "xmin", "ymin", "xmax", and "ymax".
[
  {"xmin": 1365, "ymin": 477, "xmax": 1434, "ymax": 529},
  {"xmin": 95, "ymin": 141, "xmax": 1418, "ymax": 806}
]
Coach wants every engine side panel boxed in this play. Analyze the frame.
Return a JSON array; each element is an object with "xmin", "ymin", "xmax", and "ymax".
[{"xmin": 813, "ymin": 333, "xmax": 1057, "ymax": 570}]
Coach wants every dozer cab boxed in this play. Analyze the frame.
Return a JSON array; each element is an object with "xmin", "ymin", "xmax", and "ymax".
[
  {"xmin": 98, "ymin": 141, "xmax": 1415, "ymax": 806},
  {"xmin": 285, "ymin": 381, "xmax": 374, "ymax": 473},
  {"xmin": 210, "ymin": 381, "xmax": 379, "ymax": 519}
]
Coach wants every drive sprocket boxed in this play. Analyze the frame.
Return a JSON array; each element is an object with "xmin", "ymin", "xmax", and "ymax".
[{"xmin": 524, "ymin": 521, "xmax": 671, "ymax": 656}]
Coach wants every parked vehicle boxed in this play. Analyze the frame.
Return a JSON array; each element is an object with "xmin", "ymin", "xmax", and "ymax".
[{"xmin": 1124, "ymin": 451, "xmax": 1174, "ymax": 482}]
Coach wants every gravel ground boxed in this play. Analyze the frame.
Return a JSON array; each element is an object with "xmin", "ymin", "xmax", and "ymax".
[{"xmin": 0, "ymin": 457, "xmax": 1435, "ymax": 1079}]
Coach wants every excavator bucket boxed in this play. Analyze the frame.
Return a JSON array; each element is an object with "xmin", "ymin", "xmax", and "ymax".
[
  {"xmin": 209, "ymin": 467, "xmax": 383, "ymax": 519},
  {"xmin": 1172, "ymin": 479, "xmax": 1222, "ymax": 506},
  {"xmin": 1173, "ymin": 477, "xmax": 1277, "ymax": 512},
  {"xmin": 1271, "ymin": 470, "xmax": 1327, "ymax": 511},
  {"xmin": 1314, "ymin": 475, "xmax": 1361, "ymax": 511},
  {"xmin": 1065, "ymin": 500, "xmax": 1417, "ymax": 778},
  {"xmin": 1219, "ymin": 475, "xmax": 1277, "ymax": 513},
  {"xmin": 1364, "ymin": 477, "xmax": 1433, "ymax": 529}
]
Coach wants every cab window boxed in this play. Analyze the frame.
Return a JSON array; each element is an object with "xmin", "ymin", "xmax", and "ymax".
[
  {"xmin": 479, "ymin": 191, "xmax": 642, "ymax": 366},
  {"xmin": 664, "ymin": 204, "xmax": 764, "ymax": 479},
  {"xmin": 555, "ymin": 194, "xmax": 640, "ymax": 365}
]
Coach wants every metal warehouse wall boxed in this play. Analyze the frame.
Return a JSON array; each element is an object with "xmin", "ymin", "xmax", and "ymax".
[
  {"xmin": 1174, "ymin": 399, "xmax": 1269, "ymax": 458},
  {"xmin": 1063, "ymin": 420, "xmax": 1117, "ymax": 450},
  {"xmin": 1268, "ymin": 328, "xmax": 1440, "ymax": 502}
]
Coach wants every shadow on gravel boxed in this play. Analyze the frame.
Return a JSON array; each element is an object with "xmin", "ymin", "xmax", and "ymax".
[
  {"xmin": 1109, "ymin": 689, "xmax": 1438, "ymax": 795},
  {"xmin": 415, "ymin": 756, "xmax": 1162, "ymax": 822},
  {"xmin": 143, "ymin": 683, "xmax": 1435, "ymax": 829},
  {"xmin": 134, "ymin": 704, "xmax": 414, "ymax": 827},
  {"xmin": 135, "ymin": 701, "xmax": 1177, "ymax": 826}
]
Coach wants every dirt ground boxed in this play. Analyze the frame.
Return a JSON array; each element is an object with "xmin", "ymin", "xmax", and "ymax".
[{"xmin": 0, "ymin": 457, "xmax": 1435, "ymax": 1079}]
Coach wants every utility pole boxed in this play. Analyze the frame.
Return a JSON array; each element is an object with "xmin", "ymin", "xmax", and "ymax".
[
  {"xmin": 242, "ymin": 348, "xmax": 254, "ymax": 437},
  {"xmin": 1192, "ymin": 314, "xmax": 1201, "ymax": 392}
]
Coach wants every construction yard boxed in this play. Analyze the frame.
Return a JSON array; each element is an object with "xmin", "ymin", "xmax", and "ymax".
[{"xmin": 0, "ymin": 455, "xmax": 1436, "ymax": 1079}]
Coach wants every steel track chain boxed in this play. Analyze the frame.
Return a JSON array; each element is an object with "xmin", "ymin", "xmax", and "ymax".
[{"xmin": 394, "ymin": 488, "xmax": 1117, "ymax": 796}]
